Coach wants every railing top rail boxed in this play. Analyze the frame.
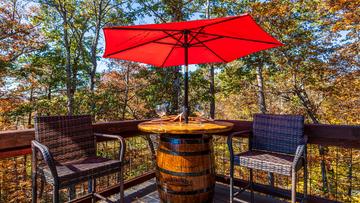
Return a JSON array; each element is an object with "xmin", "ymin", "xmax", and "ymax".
[
  {"xmin": 219, "ymin": 120, "xmax": 360, "ymax": 148},
  {"xmin": 0, "ymin": 119, "xmax": 359, "ymax": 155}
]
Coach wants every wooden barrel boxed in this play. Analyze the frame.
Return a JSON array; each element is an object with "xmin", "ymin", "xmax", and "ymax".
[{"xmin": 156, "ymin": 134, "xmax": 215, "ymax": 203}]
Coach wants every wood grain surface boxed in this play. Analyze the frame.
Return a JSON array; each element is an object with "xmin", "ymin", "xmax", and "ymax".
[{"xmin": 138, "ymin": 119, "xmax": 234, "ymax": 134}]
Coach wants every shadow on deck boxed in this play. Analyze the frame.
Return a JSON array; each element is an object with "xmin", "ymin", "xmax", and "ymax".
[{"xmin": 107, "ymin": 178, "xmax": 287, "ymax": 203}]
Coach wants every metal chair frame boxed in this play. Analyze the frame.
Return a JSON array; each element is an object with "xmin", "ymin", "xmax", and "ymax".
[
  {"xmin": 31, "ymin": 115, "xmax": 126, "ymax": 203},
  {"xmin": 227, "ymin": 114, "xmax": 308, "ymax": 203}
]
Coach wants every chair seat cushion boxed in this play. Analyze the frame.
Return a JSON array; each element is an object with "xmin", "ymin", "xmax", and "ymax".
[
  {"xmin": 234, "ymin": 150, "xmax": 294, "ymax": 176},
  {"xmin": 39, "ymin": 156, "xmax": 121, "ymax": 187}
]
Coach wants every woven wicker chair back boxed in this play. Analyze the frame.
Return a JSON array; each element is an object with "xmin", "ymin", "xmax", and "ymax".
[
  {"xmin": 252, "ymin": 114, "xmax": 304, "ymax": 155},
  {"xmin": 34, "ymin": 115, "xmax": 95, "ymax": 163}
]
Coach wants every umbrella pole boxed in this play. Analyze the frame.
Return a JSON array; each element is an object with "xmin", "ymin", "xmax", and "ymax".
[
  {"xmin": 184, "ymin": 65, "xmax": 189, "ymax": 123},
  {"xmin": 184, "ymin": 30, "xmax": 189, "ymax": 123}
]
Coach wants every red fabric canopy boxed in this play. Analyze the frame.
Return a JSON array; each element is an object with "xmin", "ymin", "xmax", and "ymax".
[{"xmin": 103, "ymin": 14, "xmax": 283, "ymax": 67}]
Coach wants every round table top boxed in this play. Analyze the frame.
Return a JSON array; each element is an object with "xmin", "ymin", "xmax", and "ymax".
[{"xmin": 138, "ymin": 119, "xmax": 234, "ymax": 134}]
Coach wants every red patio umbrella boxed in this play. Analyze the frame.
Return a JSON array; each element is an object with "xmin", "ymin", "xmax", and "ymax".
[{"xmin": 103, "ymin": 13, "xmax": 283, "ymax": 122}]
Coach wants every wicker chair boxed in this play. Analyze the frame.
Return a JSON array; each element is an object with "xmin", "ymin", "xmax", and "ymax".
[
  {"xmin": 31, "ymin": 115, "xmax": 126, "ymax": 203},
  {"xmin": 227, "ymin": 114, "xmax": 307, "ymax": 203}
]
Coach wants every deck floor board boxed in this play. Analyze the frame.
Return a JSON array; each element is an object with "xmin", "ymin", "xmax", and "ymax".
[{"xmin": 105, "ymin": 178, "xmax": 288, "ymax": 203}]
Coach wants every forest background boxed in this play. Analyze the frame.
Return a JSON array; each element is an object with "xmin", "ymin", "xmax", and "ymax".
[
  {"xmin": 1, "ymin": 0, "xmax": 359, "ymax": 129},
  {"xmin": 0, "ymin": 0, "xmax": 359, "ymax": 202}
]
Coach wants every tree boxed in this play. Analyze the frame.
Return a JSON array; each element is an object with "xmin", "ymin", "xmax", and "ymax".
[
  {"xmin": 0, "ymin": 0, "xmax": 44, "ymax": 89},
  {"xmin": 205, "ymin": 0, "xmax": 271, "ymax": 116},
  {"xmin": 36, "ymin": 0, "xmax": 91, "ymax": 115},
  {"xmin": 84, "ymin": 0, "xmax": 134, "ymax": 116},
  {"xmin": 97, "ymin": 61, "xmax": 149, "ymax": 120}
]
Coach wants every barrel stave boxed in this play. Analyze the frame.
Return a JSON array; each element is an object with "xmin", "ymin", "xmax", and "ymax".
[{"xmin": 156, "ymin": 134, "xmax": 215, "ymax": 203}]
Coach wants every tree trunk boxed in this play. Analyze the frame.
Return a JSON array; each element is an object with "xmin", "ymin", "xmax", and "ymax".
[
  {"xmin": 22, "ymin": 155, "xmax": 27, "ymax": 181},
  {"xmin": 170, "ymin": 4, "xmax": 183, "ymax": 114},
  {"xmin": 295, "ymin": 88, "xmax": 319, "ymax": 124},
  {"xmin": 122, "ymin": 66, "xmax": 130, "ymax": 120},
  {"xmin": 294, "ymin": 84, "xmax": 329, "ymax": 194},
  {"xmin": 15, "ymin": 117, "xmax": 19, "ymax": 130},
  {"xmin": 348, "ymin": 149, "xmax": 352, "ymax": 197},
  {"xmin": 256, "ymin": 66, "xmax": 267, "ymax": 113},
  {"xmin": 172, "ymin": 67, "xmax": 180, "ymax": 113},
  {"xmin": 13, "ymin": 157, "xmax": 19, "ymax": 202},
  {"xmin": 90, "ymin": 5, "xmax": 102, "ymax": 117},
  {"xmin": 62, "ymin": 11, "xmax": 74, "ymax": 115},
  {"xmin": 27, "ymin": 87, "xmax": 33, "ymax": 127},
  {"xmin": 47, "ymin": 85, "xmax": 51, "ymax": 100}
]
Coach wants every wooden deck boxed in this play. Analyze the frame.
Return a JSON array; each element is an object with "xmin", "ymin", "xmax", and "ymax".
[{"xmin": 103, "ymin": 178, "xmax": 287, "ymax": 203}]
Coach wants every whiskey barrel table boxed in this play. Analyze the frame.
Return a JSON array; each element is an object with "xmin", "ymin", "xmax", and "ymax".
[{"xmin": 138, "ymin": 119, "xmax": 233, "ymax": 203}]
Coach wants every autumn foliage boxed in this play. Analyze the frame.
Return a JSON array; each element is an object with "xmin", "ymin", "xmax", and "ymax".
[{"xmin": 0, "ymin": 0, "xmax": 359, "ymax": 202}]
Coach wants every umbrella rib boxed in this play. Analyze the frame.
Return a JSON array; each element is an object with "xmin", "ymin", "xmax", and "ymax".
[
  {"xmin": 160, "ymin": 33, "xmax": 184, "ymax": 67},
  {"xmin": 188, "ymin": 27, "xmax": 205, "ymax": 44},
  {"xmin": 189, "ymin": 33, "xmax": 227, "ymax": 63},
  {"xmin": 192, "ymin": 31, "xmax": 282, "ymax": 45},
  {"xmin": 190, "ymin": 36, "xmax": 223, "ymax": 46},
  {"xmin": 103, "ymin": 27, "xmax": 182, "ymax": 32},
  {"xmin": 104, "ymin": 34, "xmax": 174, "ymax": 57},
  {"xmin": 162, "ymin": 31, "xmax": 184, "ymax": 46},
  {"xmin": 153, "ymin": 41, "xmax": 182, "ymax": 46}
]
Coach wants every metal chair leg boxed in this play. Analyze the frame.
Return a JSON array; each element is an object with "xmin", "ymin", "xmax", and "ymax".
[
  {"xmin": 291, "ymin": 171, "xmax": 297, "ymax": 203},
  {"xmin": 230, "ymin": 162, "xmax": 234, "ymax": 203},
  {"xmin": 92, "ymin": 178, "xmax": 96, "ymax": 203},
  {"xmin": 268, "ymin": 172, "xmax": 274, "ymax": 187},
  {"xmin": 32, "ymin": 172, "xmax": 37, "ymax": 203},
  {"xmin": 230, "ymin": 176, "xmax": 234, "ymax": 203},
  {"xmin": 250, "ymin": 169, "xmax": 254, "ymax": 203},
  {"xmin": 32, "ymin": 149, "xmax": 38, "ymax": 203},
  {"xmin": 303, "ymin": 148, "xmax": 308, "ymax": 203},
  {"xmin": 68, "ymin": 184, "xmax": 76, "ymax": 201},
  {"xmin": 53, "ymin": 185, "xmax": 60, "ymax": 203},
  {"xmin": 119, "ymin": 170, "xmax": 124, "ymax": 203},
  {"xmin": 303, "ymin": 168, "xmax": 307, "ymax": 203},
  {"xmin": 39, "ymin": 176, "xmax": 45, "ymax": 199},
  {"xmin": 88, "ymin": 178, "xmax": 93, "ymax": 193}
]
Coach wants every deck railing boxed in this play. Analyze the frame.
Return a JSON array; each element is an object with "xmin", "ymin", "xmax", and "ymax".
[{"xmin": 0, "ymin": 120, "xmax": 359, "ymax": 203}]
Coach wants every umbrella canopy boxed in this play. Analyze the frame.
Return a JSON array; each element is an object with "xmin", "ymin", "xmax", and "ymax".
[{"xmin": 103, "ymin": 14, "xmax": 283, "ymax": 122}]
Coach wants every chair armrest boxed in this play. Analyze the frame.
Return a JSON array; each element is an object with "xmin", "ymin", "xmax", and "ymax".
[
  {"xmin": 95, "ymin": 133, "xmax": 126, "ymax": 162},
  {"xmin": 303, "ymin": 134, "xmax": 309, "ymax": 144},
  {"xmin": 229, "ymin": 130, "xmax": 252, "ymax": 138},
  {"xmin": 227, "ymin": 130, "xmax": 251, "ymax": 176},
  {"xmin": 227, "ymin": 130, "xmax": 252, "ymax": 159},
  {"xmin": 299, "ymin": 134, "xmax": 308, "ymax": 145},
  {"xmin": 292, "ymin": 135, "xmax": 308, "ymax": 170},
  {"xmin": 31, "ymin": 140, "xmax": 58, "ymax": 179}
]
